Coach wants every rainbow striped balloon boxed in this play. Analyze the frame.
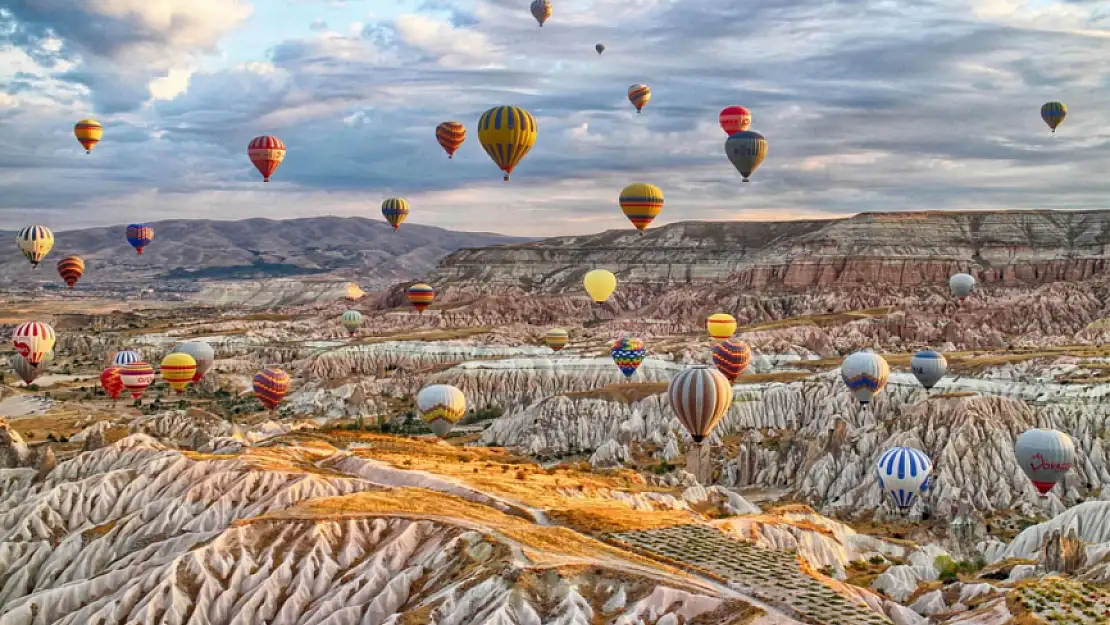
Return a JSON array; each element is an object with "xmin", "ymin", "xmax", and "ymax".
[
  {"xmin": 407, "ymin": 283, "xmax": 436, "ymax": 314},
  {"xmin": 253, "ymin": 367, "xmax": 290, "ymax": 411},
  {"xmin": 610, "ymin": 336, "xmax": 646, "ymax": 378},
  {"xmin": 545, "ymin": 328, "xmax": 569, "ymax": 352},
  {"xmin": 712, "ymin": 339, "xmax": 752, "ymax": 383}
]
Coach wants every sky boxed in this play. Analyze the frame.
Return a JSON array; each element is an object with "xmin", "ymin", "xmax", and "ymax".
[{"xmin": 2, "ymin": 0, "xmax": 1110, "ymax": 236}]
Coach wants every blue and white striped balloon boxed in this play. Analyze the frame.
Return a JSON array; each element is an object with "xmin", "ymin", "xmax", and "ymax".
[
  {"xmin": 113, "ymin": 350, "xmax": 142, "ymax": 366},
  {"xmin": 876, "ymin": 446, "xmax": 933, "ymax": 512}
]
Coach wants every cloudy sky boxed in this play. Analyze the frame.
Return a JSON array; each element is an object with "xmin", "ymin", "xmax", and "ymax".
[{"xmin": 2, "ymin": 0, "xmax": 1110, "ymax": 236}]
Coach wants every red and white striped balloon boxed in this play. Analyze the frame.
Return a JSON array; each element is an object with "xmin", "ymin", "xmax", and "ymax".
[
  {"xmin": 247, "ymin": 135, "xmax": 286, "ymax": 182},
  {"xmin": 11, "ymin": 321, "xmax": 56, "ymax": 366}
]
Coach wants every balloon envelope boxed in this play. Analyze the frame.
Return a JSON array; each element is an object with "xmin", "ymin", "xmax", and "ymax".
[
  {"xmin": 381, "ymin": 198, "xmax": 410, "ymax": 231},
  {"xmin": 248, "ymin": 135, "xmax": 286, "ymax": 182},
  {"xmin": 407, "ymin": 283, "xmax": 436, "ymax": 314},
  {"xmin": 160, "ymin": 352, "xmax": 197, "ymax": 393},
  {"xmin": 725, "ymin": 131, "xmax": 768, "ymax": 181},
  {"xmin": 172, "ymin": 341, "xmax": 215, "ymax": 382},
  {"xmin": 545, "ymin": 328, "xmax": 569, "ymax": 351},
  {"xmin": 706, "ymin": 313, "xmax": 737, "ymax": 340},
  {"xmin": 113, "ymin": 350, "xmax": 142, "ymax": 366},
  {"xmin": 627, "ymin": 84, "xmax": 651, "ymax": 113},
  {"xmin": 610, "ymin": 336, "xmax": 646, "ymax": 378},
  {"xmin": 126, "ymin": 224, "xmax": 154, "ymax": 255},
  {"xmin": 253, "ymin": 367, "xmax": 290, "ymax": 411},
  {"xmin": 436, "ymin": 122, "xmax": 466, "ymax": 159},
  {"xmin": 74, "ymin": 119, "xmax": 103, "ymax": 153},
  {"xmin": 668, "ymin": 365, "xmax": 733, "ymax": 443},
  {"xmin": 1041, "ymin": 101, "xmax": 1067, "ymax": 132},
  {"xmin": 12, "ymin": 321, "xmax": 56, "ymax": 366},
  {"xmin": 583, "ymin": 269, "xmax": 617, "ymax": 302},
  {"xmin": 100, "ymin": 365, "xmax": 124, "ymax": 400},
  {"xmin": 876, "ymin": 446, "xmax": 933, "ymax": 512},
  {"xmin": 341, "ymin": 310, "xmax": 363, "ymax": 335},
  {"xmin": 712, "ymin": 339, "xmax": 752, "ymax": 383},
  {"xmin": 595, "ymin": 43, "xmax": 605, "ymax": 54},
  {"xmin": 17, "ymin": 225, "xmax": 54, "ymax": 267},
  {"xmin": 417, "ymin": 384, "xmax": 467, "ymax": 438},
  {"xmin": 841, "ymin": 351, "xmax": 890, "ymax": 405},
  {"xmin": 57, "ymin": 256, "xmax": 85, "ymax": 288},
  {"xmin": 119, "ymin": 361, "xmax": 155, "ymax": 399},
  {"xmin": 477, "ymin": 106, "xmax": 537, "ymax": 181},
  {"xmin": 530, "ymin": 0, "xmax": 552, "ymax": 25},
  {"xmin": 9, "ymin": 353, "xmax": 40, "ymax": 385},
  {"xmin": 719, "ymin": 106, "xmax": 752, "ymax": 135},
  {"xmin": 949, "ymin": 273, "xmax": 975, "ymax": 300},
  {"xmin": 618, "ymin": 183, "xmax": 664, "ymax": 231},
  {"xmin": 910, "ymin": 349, "xmax": 947, "ymax": 389},
  {"xmin": 1015, "ymin": 428, "xmax": 1075, "ymax": 496}
]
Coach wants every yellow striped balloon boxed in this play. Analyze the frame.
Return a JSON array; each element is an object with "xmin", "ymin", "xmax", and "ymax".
[
  {"xmin": 619, "ymin": 183, "xmax": 664, "ymax": 232},
  {"xmin": 1041, "ymin": 101, "xmax": 1067, "ymax": 133},
  {"xmin": 160, "ymin": 352, "xmax": 197, "ymax": 393},
  {"xmin": 627, "ymin": 84, "xmax": 651, "ymax": 113},
  {"xmin": 545, "ymin": 328, "xmax": 569, "ymax": 351},
  {"xmin": 74, "ymin": 119, "xmax": 103, "ymax": 153},
  {"xmin": 706, "ymin": 313, "xmax": 737, "ymax": 340},
  {"xmin": 16, "ymin": 225, "xmax": 54, "ymax": 268},
  {"xmin": 381, "ymin": 197, "xmax": 410, "ymax": 231},
  {"xmin": 417, "ymin": 384, "xmax": 467, "ymax": 438},
  {"xmin": 725, "ymin": 130, "xmax": 768, "ymax": 182},
  {"xmin": 477, "ymin": 106, "xmax": 538, "ymax": 181}
]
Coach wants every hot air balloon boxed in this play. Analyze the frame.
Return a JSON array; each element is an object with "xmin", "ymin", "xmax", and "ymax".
[
  {"xmin": 1015, "ymin": 428, "xmax": 1075, "ymax": 497},
  {"xmin": 619, "ymin": 183, "xmax": 664, "ymax": 233},
  {"xmin": 876, "ymin": 446, "xmax": 933, "ymax": 513},
  {"xmin": 841, "ymin": 351, "xmax": 890, "ymax": 406},
  {"xmin": 712, "ymin": 339, "xmax": 752, "ymax": 383},
  {"xmin": 910, "ymin": 349, "xmax": 947, "ymax": 390},
  {"xmin": 160, "ymin": 352, "xmax": 197, "ymax": 393},
  {"xmin": 171, "ymin": 341, "xmax": 215, "ymax": 382},
  {"xmin": 248, "ymin": 135, "xmax": 286, "ymax": 182},
  {"xmin": 57, "ymin": 256, "xmax": 85, "ymax": 288},
  {"xmin": 595, "ymin": 43, "xmax": 605, "ymax": 55},
  {"xmin": 1041, "ymin": 101, "xmax": 1067, "ymax": 134},
  {"xmin": 719, "ymin": 106, "xmax": 752, "ymax": 135},
  {"xmin": 9, "ymin": 354, "xmax": 41, "ymax": 386},
  {"xmin": 253, "ymin": 367, "xmax": 291, "ymax": 411},
  {"xmin": 346, "ymin": 283, "xmax": 365, "ymax": 301},
  {"xmin": 477, "ymin": 106, "xmax": 537, "ymax": 181},
  {"xmin": 119, "ymin": 361, "xmax": 155, "ymax": 399},
  {"xmin": 342, "ymin": 310, "xmax": 363, "ymax": 335},
  {"xmin": 74, "ymin": 119, "xmax": 103, "ymax": 153},
  {"xmin": 381, "ymin": 198, "xmax": 410, "ymax": 231},
  {"xmin": 417, "ymin": 384, "xmax": 467, "ymax": 438},
  {"xmin": 669, "ymin": 365, "xmax": 734, "ymax": 443},
  {"xmin": 407, "ymin": 283, "xmax": 436, "ymax": 314},
  {"xmin": 436, "ymin": 121, "xmax": 466, "ymax": 159},
  {"xmin": 17, "ymin": 225, "xmax": 54, "ymax": 268},
  {"xmin": 725, "ymin": 130, "xmax": 768, "ymax": 182},
  {"xmin": 610, "ymin": 336, "xmax": 646, "ymax": 378},
  {"xmin": 628, "ymin": 84, "xmax": 651, "ymax": 113},
  {"xmin": 100, "ymin": 365, "xmax": 124, "ymax": 400},
  {"xmin": 545, "ymin": 328, "xmax": 569, "ymax": 351},
  {"xmin": 113, "ymin": 350, "xmax": 141, "ymax": 367},
  {"xmin": 530, "ymin": 0, "xmax": 551, "ymax": 26},
  {"xmin": 583, "ymin": 269, "xmax": 617, "ymax": 302},
  {"xmin": 949, "ymin": 273, "xmax": 975, "ymax": 301},
  {"xmin": 12, "ymin": 321, "xmax": 55, "ymax": 366},
  {"xmin": 706, "ymin": 313, "xmax": 737, "ymax": 340},
  {"xmin": 126, "ymin": 224, "xmax": 154, "ymax": 255}
]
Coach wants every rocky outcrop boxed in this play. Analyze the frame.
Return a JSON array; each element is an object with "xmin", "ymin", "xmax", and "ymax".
[{"xmin": 430, "ymin": 210, "xmax": 1110, "ymax": 289}]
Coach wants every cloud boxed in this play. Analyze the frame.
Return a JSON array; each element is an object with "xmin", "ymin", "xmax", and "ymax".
[{"xmin": 4, "ymin": 0, "xmax": 1110, "ymax": 237}]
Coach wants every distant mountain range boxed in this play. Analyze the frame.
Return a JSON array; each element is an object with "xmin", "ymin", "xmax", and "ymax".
[{"xmin": 0, "ymin": 217, "xmax": 532, "ymax": 290}]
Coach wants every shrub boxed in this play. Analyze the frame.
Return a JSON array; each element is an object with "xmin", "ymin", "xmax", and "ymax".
[{"xmin": 869, "ymin": 555, "xmax": 886, "ymax": 565}]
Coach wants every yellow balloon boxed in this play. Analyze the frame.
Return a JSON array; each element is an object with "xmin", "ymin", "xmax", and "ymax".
[
  {"xmin": 160, "ymin": 352, "xmax": 197, "ymax": 393},
  {"xmin": 584, "ymin": 269, "xmax": 617, "ymax": 302},
  {"xmin": 706, "ymin": 313, "xmax": 737, "ymax": 340},
  {"xmin": 477, "ymin": 106, "xmax": 537, "ymax": 181}
]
